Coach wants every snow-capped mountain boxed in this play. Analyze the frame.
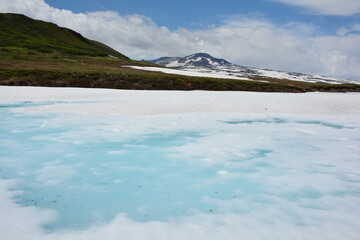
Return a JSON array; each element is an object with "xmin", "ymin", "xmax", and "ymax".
[
  {"xmin": 148, "ymin": 53, "xmax": 359, "ymax": 85},
  {"xmin": 149, "ymin": 53, "xmax": 231, "ymax": 69}
]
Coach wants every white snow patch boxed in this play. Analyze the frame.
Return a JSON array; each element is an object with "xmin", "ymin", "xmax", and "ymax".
[
  {"xmin": 108, "ymin": 55, "xmax": 119, "ymax": 59},
  {"xmin": 126, "ymin": 66, "xmax": 250, "ymax": 80},
  {"xmin": 166, "ymin": 61, "xmax": 185, "ymax": 68},
  {"xmin": 2, "ymin": 86, "xmax": 360, "ymax": 116}
]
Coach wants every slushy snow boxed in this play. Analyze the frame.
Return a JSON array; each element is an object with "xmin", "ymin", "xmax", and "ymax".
[{"xmin": 1, "ymin": 86, "xmax": 360, "ymax": 240}]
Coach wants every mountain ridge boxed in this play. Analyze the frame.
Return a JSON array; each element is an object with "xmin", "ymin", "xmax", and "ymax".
[
  {"xmin": 149, "ymin": 53, "xmax": 231, "ymax": 69},
  {"xmin": 148, "ymin": 53, "xmax": 359, "ymax": 85},
  {"xmin": 0, "ymin": 13, "xmax": 129, "ymax": 59}
]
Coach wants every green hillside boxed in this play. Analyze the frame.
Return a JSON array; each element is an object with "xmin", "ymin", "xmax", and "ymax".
[
  {"xmin": 0, "ymin": 13, "xmax": 359, "ymax": 92},
  {"xmin": 0, "ymin": 13, "xmax": 128, "ymax": 58}
]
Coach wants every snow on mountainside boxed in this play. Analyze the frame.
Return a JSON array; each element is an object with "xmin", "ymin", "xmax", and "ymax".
[
  {"xmin": 149, "ymin": 53, "xmax": 231, "ymax": 68},
  {"xmin": 148, "ymin": 53, "xmax": 359, "ymax": 85}
]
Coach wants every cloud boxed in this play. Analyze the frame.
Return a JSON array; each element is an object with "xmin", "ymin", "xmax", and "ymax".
[
  {"xmin": 269, "ymin": 0, "xmax": 360, "ymax": 16},
  {"xmin": 0, "ymin": 0, "xmax": 360, "ymax": 80},
  {"xmin": 337, "ymin": 23, "xmax": 360, "ymax": 36}
]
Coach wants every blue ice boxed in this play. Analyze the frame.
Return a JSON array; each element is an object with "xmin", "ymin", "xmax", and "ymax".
[{"xmin": 1, "ymin": 101, "xmax": 360, "ymax": 237}]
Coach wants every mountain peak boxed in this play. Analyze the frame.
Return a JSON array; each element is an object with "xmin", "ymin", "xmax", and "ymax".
[
  {"xmin": 147, "ymin": 52, "xmax": 359, "ymax": 85},
  {"xmin": 186, "ymin": 53, "xmax": 213, "ymax": 59},
  {"xmin": 148, "ymin": 52, "xmax": 231, "ymax": 68}
]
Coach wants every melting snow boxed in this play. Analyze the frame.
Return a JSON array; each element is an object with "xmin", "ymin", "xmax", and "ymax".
[
  {"xmin": 126, "ymin": 66, "xmax": 250, "ymax": 80},
  {"xmin": 1, "ymin": 86, "xmax": 360, "ymax": 240}
]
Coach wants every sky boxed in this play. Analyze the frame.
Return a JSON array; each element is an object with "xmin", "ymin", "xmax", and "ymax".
[{"xmin": 0, "ymin": 0, "xmax": 360, "ymax": 80}]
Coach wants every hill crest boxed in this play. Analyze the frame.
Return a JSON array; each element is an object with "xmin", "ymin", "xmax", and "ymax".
[{"xmin": 0, "ymin": 13, "xmax": 128, "ymax": 59}]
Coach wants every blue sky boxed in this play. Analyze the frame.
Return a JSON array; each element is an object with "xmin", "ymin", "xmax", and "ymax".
[
  {"xmin": 0, "ymin": 0, "xmax": 360, "ymax": 80},
  {"xmin": 46, "ymin": 0, "xmax": 357, "ymax": 34}
]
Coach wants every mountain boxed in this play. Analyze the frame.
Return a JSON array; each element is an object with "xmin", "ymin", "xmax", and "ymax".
[
  {"xmin": 0, "ymin": 13, "xmax": 359, "ymax": 92},
  {"xmin": 149, "ymin": 53, "xmax": 359, "ymax": 85},
  {"xmin": 149, "ymin": 53, "xmax": 231, "ymax": 69},
  {"xmin": 0, "ymin": 13, "xmax": 129, "ymax": 59}
]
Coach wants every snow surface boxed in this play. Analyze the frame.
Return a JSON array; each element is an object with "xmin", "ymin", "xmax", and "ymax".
[
  {"xmin": 1, "ymin": 86, "xmax": 360, "ymax": 240},
  {"xmin": 1, "ymin": 86, "xmax": 360, "ymax": 115},
  {"xmin": 179, "ymin": 66, "xmax": 360, "ymax": 85},
  {"xmin": 166, "ymin": 60, "xmax": 185, "ymax": 68},
  {"xmin": 126, "ymin": 66, "xmax": 250, "ymax": 80}
]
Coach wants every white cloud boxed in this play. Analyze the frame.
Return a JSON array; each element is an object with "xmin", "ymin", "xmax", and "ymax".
[
  {"xmin": 0, "ymin": 0, "xmax": 360, "ymax": 80},
  {"xmin": 269, "ymin": 0, "xmax": 360, "ymax": 16},
  {"xmin": 337, "ymin": 23, "xmax": 360, "ymax": 36}
]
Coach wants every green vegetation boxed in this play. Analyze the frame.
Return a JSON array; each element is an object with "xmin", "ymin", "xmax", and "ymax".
[
  {"xmin": 0, "ymin": 13, "xmax": 128, "ymax": 58},
  {"xmin": 2, "ymin": 67, "xmax": 359, "ymax": 92},
  {"xmin": 1, "ymin": 13, "xmax": 359, "ymax": 92}
]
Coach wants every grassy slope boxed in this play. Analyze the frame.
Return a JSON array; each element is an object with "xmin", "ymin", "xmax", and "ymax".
[
  {"xmin": 0, "ymin": 13, "xmax": 128, "ymax": 58},
  {"xmin": 0, "ymin": 13, "xmax": 359, "ymax": 92}
]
